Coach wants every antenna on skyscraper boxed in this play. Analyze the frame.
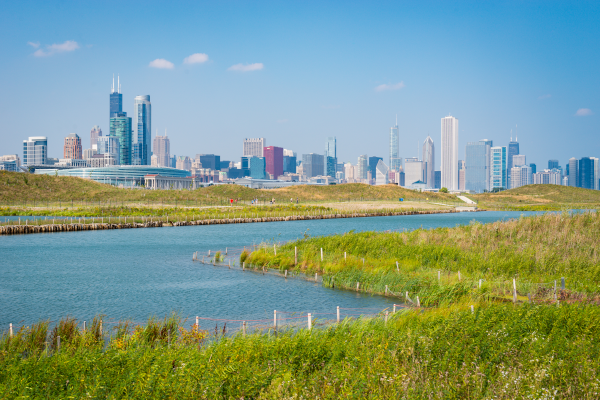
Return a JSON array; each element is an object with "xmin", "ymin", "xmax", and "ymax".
[
  {"xmin": 510, "ymin": 129, "xmax": 513, "ymax": 142},
  {"xmin": 515, "ymin": 124, "xmax": 518, "ymax": 142},
  {"xmin": 395, "ymin": 113, "xmax": 398, "ymax": 126},
  {"xmin": 111, "ymin": 74, "xmax": 114, "ymax": 93}
]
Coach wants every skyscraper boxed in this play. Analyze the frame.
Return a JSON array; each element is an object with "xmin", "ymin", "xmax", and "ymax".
[
  {"xmin": 63, "ymin": 133, "xmax": 82, "ymax": 159},
  {"xmin": 250, "ymin": 157, "xmax": 266, "ymax": 179},
  {"xmin": 196, "ymin": 154, "xmax": 221, "ymax": 170},
  {"xmin": 243, "ymin": 138, "xmax": 266, "ymax": 157},
  {"xmin": 507, "ymin": 137, "xmax": 520, "ymax": 188},
  {"xmin": 512, "ymin": 154, "xmax": 526, "ymax": 168},
  {"xmin": 592, "ymin": 157, "xmax": 600, "ymax": 190},
  {"xmin": 548, "ymin": 160, "xmax": 559, "ymax": 170},
  {"xmin": 568, "ymin": 157, "xmax": 579, "ymax": 187},
  {"xmin": 110, "ymin": 75, "xmax": 122, "ymax": 118},
  {"xmin": 325, "ymin": 137, "xmax": 336, "ymax": 159},
  {"xmin": 90, "ymin": 125, "xmax": 102, "ymax": 149},
  {"xmin": 375, "ymin": 160, "xmax": 389, "ymax": 185},
  {"xmin": 404, "ymin": 158, "xmax": 423, "ymax": 186},
  {"xmin": 153, "ymin": 134, "xmax": 170, "ymax": 168},
  {"xmin": 422, "ymin": 136, "xmax": 434, "ymax": 187},
  {"xmin": 441, "ymin": 116, "xmax": 459, "ymax": 190},
  {"xmin": 133, "ymin": 95, "xmax": 151, "ymax": 165},
  {"xmin": 390, "ymin": 117, "xmax": 401, "ymax": 171},
  {"xmin": 465, "ymin": 139, "xmax": 492, "ymax": 193},
  {"xmin": 368, "ymin": 156, "xmax": 383, "ymax": 182},
  {"xmin": 23, "ymin": 136, "xmax": 48, "ymax": 166},
  {"xmin": 458, "ymin": 160, "xmax": 466, "ymax": 191},
  {"xmin": 490, "ymin": 146, "xmax": 507, "ymax": 191},
  {"xmin": 110, "ymin": 112, "xmax": 132, "ymax": 165},
  {"xmin": 264, "ymin": 146, "xmax": 283, "ymax": 179},
  {"xmin": 579, "ymin": 157, "xmax": 594, "ymax": 189},
  {"xmin": 301, "ymin": 154, "xmax": 324, "ymax": 178},
  {"xmin": 357, "ymin": 155, "xmax": 368, "ymax": 180}
]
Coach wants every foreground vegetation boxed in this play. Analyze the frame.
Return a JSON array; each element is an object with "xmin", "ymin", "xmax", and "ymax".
[
  {"xmin": 2, "ymin": 304, "xmax": 600, "ymax": 398},
  {"xmin": 245, "ymin": 211, "xmax": 600, "ymax": 304}
]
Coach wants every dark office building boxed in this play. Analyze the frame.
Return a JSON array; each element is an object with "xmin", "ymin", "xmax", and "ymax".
[
  {"xmin": 110, "ymin": 76, "xmax": 123, "ymax": 118},
  {"xmin": 368, "ymin": 156, "xmax": 383, "ymax": 181},
  {"xmin": 507, "ymin": 140, "xmax": 519, "ymax": 188},
  {"xmin": 579, "ymin": 157, "xmax": 594, "ymax": 189},
  {"xmin": 227, "ymin": 168, "xmax": 244, "ymax": 179},
  {"xmin": 196, "ymin": 154, "xmax": 220, "ymax": 170},
  {"xmin": 220, "ymin": 161, "xmax": 231, "ymax": 170},
  {"xmin": 250, "ymin": 157, "xmax": 266, "ymax": 179},
  {"xmin": 264, "ymin": 146, "xmax": 283, "ymax": 179},
  {"xmin": 241, "ymin": 156, "xmax": 251, "ymax": 176},
  {"xmin": 548, "ymin": 160, "xmax": 559, "ymax": 170},
  {"xmin": 283, "ymin": 155, "xmax": 296, "ymax": 173},
  {"xmin": 302, "ymin": 153, "xmax": 324, "ymax": 178},
  {"xmin": 326, "ymin": 156, "xmax": 337, "ymax": 178},
  {"xmin": 530, "ymin": 163, "xmax": 537, "ymax": 174},
  {"xmin": 434, "ymin": 171, "xmax": 441, "ymax": 189}
]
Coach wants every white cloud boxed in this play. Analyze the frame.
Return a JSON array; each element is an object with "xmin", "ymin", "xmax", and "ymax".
[
  {"xmin": 149, "ymin": 58, "xmax": 175, "ymax": 69},
  {"xmin": 575, "ymin": 108, "xmax": 593, "ymax": 116},
  {"xmin": 183, "ymin": 53, "xmax": 209, "ymax": 64},
  {"xmin": 538, "ymin": 94, "xmax": 551, "ymax": 100},
  {"xmin": 33, "ymin": 40, "xmax": 79, "ymax": 57},
  {"xmin": 27, "ymin": 41, "xmax": 40, "ymax": 48},
  {"xmin": 228, "ymin": 63, "xmax": 264, "ymax": 72},
  {"xmin": 374, "ymin": 82, "xmax": 405, "ymax": 92}
]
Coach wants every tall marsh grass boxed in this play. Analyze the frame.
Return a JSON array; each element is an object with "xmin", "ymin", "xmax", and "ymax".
[{"xmin": 246, "ymin": 212, "xmax": 600, "ymax": 302}]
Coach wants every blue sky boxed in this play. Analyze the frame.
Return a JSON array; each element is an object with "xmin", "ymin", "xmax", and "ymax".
[{"xmin": 1, "ymin": 0, "xmax": 598, "ymax": 168}]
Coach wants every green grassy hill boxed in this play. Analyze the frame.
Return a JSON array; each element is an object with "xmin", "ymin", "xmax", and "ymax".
[
  {"xmin": 0, "ymin": 171, "xmax": 454, "ymax": 205},
  {"xmin": 472, "ymin": 184, "xmax": 600, "ymax": 210}
]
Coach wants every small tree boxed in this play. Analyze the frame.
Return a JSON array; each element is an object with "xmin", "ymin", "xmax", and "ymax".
[{"xmin": 440, "ymin": 187, "xmax": 449, "ymax": 193}]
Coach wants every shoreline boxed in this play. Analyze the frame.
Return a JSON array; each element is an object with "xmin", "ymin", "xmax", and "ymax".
[{"xmin": 0, "ymin": 208, "xmax": 479, "ymax": 236}]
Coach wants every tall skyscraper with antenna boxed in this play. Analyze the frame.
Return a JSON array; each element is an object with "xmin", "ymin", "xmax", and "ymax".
[
  {"xmin": 110, "ymin": 75, "xmax": 122, "ymax": 117},
  {"xmin": 389, "ymin": 115, "xmax": 401, "ymax": 171}
]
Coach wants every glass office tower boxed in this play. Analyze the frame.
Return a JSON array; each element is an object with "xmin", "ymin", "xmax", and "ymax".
[
  {"xmin": 390, "ymin": 121, "xmax": 401, "ymax": 172},
  {"xmin": 133, "ymin": 95, "xmax": 151, "ymax": 165},
  {"xmin": 490, "ymin": 146, "xmax": 507, "ymax": 191},
  {"xmin": 110, "ymin": 113, "xmax": 132, "ymax": 165},
  {"xmin": 465, "ymin": 140, "xmax": 492, "ymax": 193}
]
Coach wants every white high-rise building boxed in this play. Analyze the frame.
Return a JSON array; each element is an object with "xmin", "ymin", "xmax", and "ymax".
[
  {"xmin": 512, "ymin": 155, "xmax": 526, "ymax": 168},
  {"xmin": 422, "ymin": 136, "xmax": 435, "ymax": 188},
  {"xmin": 243, "ymin": 138, "xmax": 266, "ymax": 157},
  {"xmin": 592, "ymin": 157, "xmax": 600, "ymax": 190},
  {"xmin": 441, "ymin": 116, "xmax": 458, "ymax": 190},
  {"xmin": 375, "ymin": 160, "xmax": 389, "ymax": 185},
  {"xmin": 357, "ymin": 155, "xmax": 368, "ymax": 180},
  {"xmin": 404, "ymin": 157, "xmax": 424, "ymax": 186},
  {"xmin": 23, "ymin": 136, "xmax": 48, "ymax": 166}
]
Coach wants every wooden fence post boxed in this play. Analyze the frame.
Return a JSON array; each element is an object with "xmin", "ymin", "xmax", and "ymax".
[
  {"xmin": 9, "ymin": 323, "xmax": 12, "ymax": 337},
  {"xmin": 438, "ymin": 270, "xmax": 441, "ymax": 283},
  {"xmin": 274, "ymin": 244, "xmax": 276, "ymax": 256},
  {"xmin": 385, "ymin": 285, "xmax": 388, "ymax": 296},
  {"xmin": 561, "ymin": 277, "xmax": 565, "ymax": 290},
  {"xmin": 243, "ymin": 321, "xmax": 246, "ymax": 336},
  {"xmin": 196, "ymin": 316, "xmax": 199, "ymax": 329},
  {"xmin": 458, "ymin": 271, "xmax": 461, "ymax": 281},
  {"xmin": 320, "ymin": 248, "xmax": 323, "ymax": 261},
  {"xmin": 315, "ymin": 273, "xmax": 318, "ymax": 282},
  {"xmin": 513, "ymin": 278, "xmax": 517, "ymax": 303},
  {"xmin": 285, "ymin": 270, "xmax": 288, "ymax": 278},
  {"xmin": 356, "ymin": 282, "xmax": 360, "ymax": 291},
  {"xmin": 470, "ymin": 305, "xmax": 474, "ymax": 314},
  {"xmin": 416, "ymin": 296, "xmax": 421, "ymax": 307},
  {"xmin": 274, "ymin": 310, "xmax": 277, "ymax": 330},
  {"xmin": 337, "ymin": 306, "xmax": 340, "ymax": 323},
  {"xmin": 479, "ymin": 279, "xmax": 482, "ymax": 288},
  {"xmin": 307, "ymin": 313, "xmax": 312, "ymax": 330},
  {"xmin": 344, "ymin": 252, "xmax": 347, "ymax": 261},
  {"xmin": 295, "ymin": 247, "xmax": 297, "ymax": 265},
  {"xmin": 83, "ymin": 321, "xmax": 86, "ymax": 331},
  {"xmin": 396, "ymin": 261, "xmax": 399, "ymax": 273},
  {"xmin": 393, "ymin": 304, "xmax": 397, "ymax": 313},
  {"xmin": 57, "ymin": 336, "xmax": 60, "ymax": 352}
]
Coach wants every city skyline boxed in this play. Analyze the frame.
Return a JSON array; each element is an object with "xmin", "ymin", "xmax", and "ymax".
[{"xmin": 0, "ymin": 1, "xmax": 598, "ymax": 166}]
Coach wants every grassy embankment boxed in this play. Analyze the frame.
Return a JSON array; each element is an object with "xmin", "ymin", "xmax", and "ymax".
[
  {"xmin": 0, "ymin": 171, "xmax": 459, "ymax": 223},
  {"xmin": 2, "ymin": 304, "xmax": 600, "ymax": 398},
  {"xmin": 244, "ymin": 211, "xmax": 600, "ymax": 305},
  {"xmin": 471, "ymin": 184, "xmax": 600, "ymax": 211}
]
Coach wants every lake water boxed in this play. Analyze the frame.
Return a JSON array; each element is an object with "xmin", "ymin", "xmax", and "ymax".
[{"xmin": 0, "ymin": 211, "xmax": 542, "ymax": 330}]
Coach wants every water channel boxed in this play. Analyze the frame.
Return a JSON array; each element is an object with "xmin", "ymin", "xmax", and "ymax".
[{"xmin": 0, "ymin": 211, "xmax": 543, "ymax": 329}]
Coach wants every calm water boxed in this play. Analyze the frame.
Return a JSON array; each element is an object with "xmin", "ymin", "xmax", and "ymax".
[{"xmin": 0, "ymin": 211, "xmax": 542, "ymax": 329}]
